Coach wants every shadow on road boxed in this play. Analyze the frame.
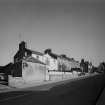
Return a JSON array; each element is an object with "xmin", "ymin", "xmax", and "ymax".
[{"xmin": 0, "ymin": 74, "xmax": 105, "ymax": 105}]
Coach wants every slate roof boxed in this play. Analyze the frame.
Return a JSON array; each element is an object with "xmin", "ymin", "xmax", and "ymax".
[
  {"xmin": 23, "ymin": 56, "xmax": 46, "ymax": 65},
  {"xmin": 26, "ymin": 48, "xmax": 44, "ymax": 56},
  {"xmin": 49, "ymin": 53, "xmax": 58, "ymax": 59}
]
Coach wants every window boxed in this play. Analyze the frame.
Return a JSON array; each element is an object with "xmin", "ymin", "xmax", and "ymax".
[
  {"xmin": 15, "ymin": 58, "xmax": 18, "ymax": 62},
  {"xmin": 54, "ymin": 59, "xmax": 56, "ymax": 63},
  {"xmin": 46, "ymin": 58, "xmax": 50, "ymax": 65},
  {"xmin": 25, "ymin": 52, "xmax": 27, "ymax": 56},
  {"xmin": 23, "ymin": 62, "xmax": 28, "ymax": 68},
  {"xmin": 36, "ymin": 56, "xmax": 39, "ymax": 59}
]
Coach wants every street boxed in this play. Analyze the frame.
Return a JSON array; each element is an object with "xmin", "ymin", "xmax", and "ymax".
[{"xmin": 0, "ymin": 74, "xmax": 105, "ymax": 105}]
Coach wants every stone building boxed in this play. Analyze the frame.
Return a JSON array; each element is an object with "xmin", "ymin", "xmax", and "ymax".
[{"xmin": 9, "ymin": 41, "xmax": 49, "ymax": 87}]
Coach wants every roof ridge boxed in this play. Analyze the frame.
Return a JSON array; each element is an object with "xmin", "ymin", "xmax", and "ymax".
[
  {"xmin": 26, "ymin": 48, "xmax": 44, "ymax": 55},
  {"xmin": 24, "ymin": 56, "xmax": 46, "ymax": 65}
]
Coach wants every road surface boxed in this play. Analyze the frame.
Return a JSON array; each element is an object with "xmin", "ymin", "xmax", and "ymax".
[{"xmin": 0, "ymin": 74, "xmax": 105, "ymax": 105}]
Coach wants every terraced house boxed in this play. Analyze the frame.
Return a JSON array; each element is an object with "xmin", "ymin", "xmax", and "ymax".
[
  {"xmin": 8, "ymin": 41, "xmax": 80, "ymax": 87},
  {"xmin": 44, "ymin": 49, "xmax": 80, "ymax": 72}
]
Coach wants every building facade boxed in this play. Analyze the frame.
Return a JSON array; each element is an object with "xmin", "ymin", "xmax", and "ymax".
[
  {"xmin": 9, "ymin": 41, "xmax": 81, "ymax": 87},
  {"xmin": 58, "ymin": 55, "xmax": 80, "ymax": 72},
  {"xmin": 44, "ymin": 49, "xmax": 58, "ymax": 71},
  {"xmin": 9, "ymin": 56, "xmax": 48, "ymax": 87},
  {"xmin": 44, "ymin": 49, "xmax": 80, "ymax": 72}
]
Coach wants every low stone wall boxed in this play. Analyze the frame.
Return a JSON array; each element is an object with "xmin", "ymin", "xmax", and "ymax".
[
  {"xmin": 8, "ymin": 75, "xmax": 25, "ymax": 88},
  {"xmin": 49, "ymin": 71, "xmax": 79, "ymax": 81},
  {"xmin": 8, "ymin": 74, "xmax": 49, "ymax": 88},
  {"xmin": 63, "ymin": 72, "xmax": 74, "ymax": 79},
  {"xmin": 8, "ymin": 71, "xmax": 80, "ymax": 88}
]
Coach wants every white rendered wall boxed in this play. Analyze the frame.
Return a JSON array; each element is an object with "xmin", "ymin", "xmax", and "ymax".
[
  {"xmin": 22, "ymin": 61, "xmax": 47, "ymax": 82},
  {"xmin": 44, "ymin": 54, "xmax": 58, "ymax": 71}
]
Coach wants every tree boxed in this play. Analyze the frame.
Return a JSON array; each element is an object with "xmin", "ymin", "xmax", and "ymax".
[
  {"xmin": 80, "ymin": 59, "xmax": 85, "ymax": 73},
  {"xmin": 97, "ymin": 62, "xmax": 105, "ymax": 73}
]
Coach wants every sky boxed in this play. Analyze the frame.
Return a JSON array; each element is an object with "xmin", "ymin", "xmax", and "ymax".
[{"xmin": 0, "ymin": 0, "xmax": 105, "ymax": 66}]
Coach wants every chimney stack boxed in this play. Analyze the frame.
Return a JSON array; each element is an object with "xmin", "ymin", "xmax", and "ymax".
[{"xmin": 19, "ymin": 41, "xmax": 27, "ymax": 51}]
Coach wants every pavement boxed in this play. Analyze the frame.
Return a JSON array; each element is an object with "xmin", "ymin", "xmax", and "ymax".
[
  {"xmin": 0, "ymin": 73, "xmax": 99, "ymax": 93},
  {"xmin": 0, "ymin": 84, "xmax": 10, "ymax": 89},
  {"xmin": 0, "ymin": 84, "xmax": 12, "ymax": 92}
]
